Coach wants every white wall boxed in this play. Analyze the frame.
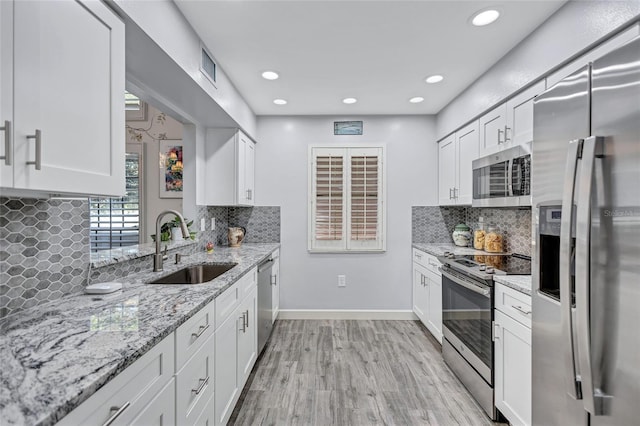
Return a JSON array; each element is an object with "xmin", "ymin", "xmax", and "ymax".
[
  {"xmin": 112, "ymin": 0, "xmax": 257, "ymax": 137},
  {"xmin": 437, "ymin": 0, "xmax": 640, "ymax": 139},
  {"xmin": 126, "ymin": 103, "xmax": 183, "ymax": 243},
  {"xmin": 256, "ymin": 116, "xmax": 437, "ymax": 310}
]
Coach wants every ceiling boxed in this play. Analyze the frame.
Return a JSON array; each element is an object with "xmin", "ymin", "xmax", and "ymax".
[{"xmin": 175, "ymin": 0, "xmax": 567, "ymax": 116}]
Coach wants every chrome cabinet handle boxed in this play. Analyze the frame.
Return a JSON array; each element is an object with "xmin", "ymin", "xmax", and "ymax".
[
  {"xmin": 103, "ymin": 401, "xmax": 131, "ymax": 426},
  {"xmin": 560, "ymin": 138, "xmax": 583, "ymax": 400},
  {"xmin": 246, "ymin": 189, "xmax": 252, "ymax": 200},
  {"xmin": 493, "ymin": 321, "xmax": 500, "ymax": 341},
  {"xmin": 497, "ymin": 128, "xmax": 504, "ymax": 144},
  {"xmin": 453, "ymin": 188, "xmax": 458, "ymax": 199},
  {"xmin": 414, "ymin": 253, "xmax": 422, "ymax": 259},
  {"xmin": 239, "ymin": 313, "xmax": 246, "ymax": 332},
  {"xmin": 26, "ymin": 129, "xmax": 41, "ymax": 170},
  {"xmin": 512, "ymin": 305, "xmax": 531, "ymax": 316},
  {"xmin": 576, "ymin": 136, "xmax": 609, "ymax": 415},
  {"xmin": 504, "ymin": 125, "xmax": 511, "ymax": 143},
  {"xmin": 244, "ymin": 309, "xmax": 249, "ymax": 328},
  {"xmin": 0, "ymin": 120, "xmax": 11, "ymax": 165},
  {"xmin": 271, "ymin": 274, "xmax": 277, "ymax": 286},
  {"xmin": 191, "ymin": 377, "xmax": 209, "ymax": 395},
  {"xmin": 191, "ymin": 323, "xmax": 210, "ymax": 340},
  {"xmin": 449, "ymin": 188, "xmax": 454, "ymax": 199}
]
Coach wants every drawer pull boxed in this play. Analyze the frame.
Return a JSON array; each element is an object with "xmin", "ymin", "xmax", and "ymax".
[
  {"xmin": 0, "ymin": 120, "xmax": 11, "ymax": 165},
  {"xmin": 512, "ymin": 305, "xmax": 531, "ymax": 316},
  {"xmin": 415, "ymin": 253, "xmax": 422, "ymax": 259},
  {"xmin": 245, "ymin": 309, "xmax": 249, "ymax": 328},
  {"xmin": 239, "ymin": 313, "xmax": 246, "ymax": 332},
  {"xmin": 26, "ymin": 129, "xmax": 42, "ymax": 170},
  {"xmin": 103, "ymin": 401, "xmax": 131, "ymax": 426},
  {"xmin": 191, "ymin": 377, "xmax": 209, "ymax": 395},
  {"xmin": 191, "ymin": 323, "xmax": 210, "ymax": 340}
]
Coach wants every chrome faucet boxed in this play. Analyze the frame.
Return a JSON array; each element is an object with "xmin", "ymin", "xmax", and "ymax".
[{"xmin": 154, "ymin": 210, "xmax": 190, "ymax": 272}]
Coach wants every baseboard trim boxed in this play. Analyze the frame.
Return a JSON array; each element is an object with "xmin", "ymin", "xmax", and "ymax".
[{"xmin": 277, "ymin": 309, "xmax": 418, "ymax": 320}]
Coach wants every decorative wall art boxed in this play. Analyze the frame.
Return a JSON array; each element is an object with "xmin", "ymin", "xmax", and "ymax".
[
  {"xmin": 159, "ymin": 140, "xmax": 183, "ymax": 198},
  {"xmin": 334, "ymin": 120, "xmax": 363, "ymax": 135}
]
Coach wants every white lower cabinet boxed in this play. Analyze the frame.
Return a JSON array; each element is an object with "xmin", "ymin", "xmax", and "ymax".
[
  {"xmin": 494, "ymin": 284, "xmax": 532, "ymax": 426},
  {"xmin": 412, "ymin": 249, "xmax": 442, "ymax": 343},
  {"xmin": 57, "ymin": 334, "xmax": 175, "ymax": 426},
  {"xmin": 214, "ymin": 297, "xmax": 240, "ymax": 426},
  {"xmin": 237, "ymin": 287, "xmax": 258, "ymax": 386},
  {"xmin": 176, "ymin": 332, "xmax": 215, "ymax": 426},
  {"xmin": 128, "ymin": 379, "xmax": 176, "ymax": 426}
]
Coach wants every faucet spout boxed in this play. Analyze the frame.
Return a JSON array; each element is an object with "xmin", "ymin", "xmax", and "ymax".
[{"xmin": 154, "ymin": 210, "xmax": 190, "ymax": 272}]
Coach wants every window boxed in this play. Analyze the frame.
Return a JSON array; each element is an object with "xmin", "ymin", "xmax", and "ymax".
[
  {"xmin": 90, "ymin": 145, "xmax": 143, "ymax": 252},
  {"xmin": 200, "ymin": 44, "xmax": 217, "ymax": 86},
  {"xmin": 309, "ymin": 146, "xmax": 385, "ymax": 252}
]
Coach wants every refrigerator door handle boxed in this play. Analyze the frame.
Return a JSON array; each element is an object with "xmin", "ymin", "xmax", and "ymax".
[
  {"xmin": 560, "ymin": 138, "xmax": 583, "ymax": 400},
  {"xmin": 576, "ymin": 135, "xmax": 610, "ymax": 416}
]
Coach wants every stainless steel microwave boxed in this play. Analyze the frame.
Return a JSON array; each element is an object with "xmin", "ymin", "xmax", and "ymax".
[{"xmin": 472, "ymin": 145, "xmax": 531, "ymax": 207}]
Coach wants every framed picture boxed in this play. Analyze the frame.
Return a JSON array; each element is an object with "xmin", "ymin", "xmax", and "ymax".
[
  {"xmin": 159, "ymin": 140, "xmax": 183, "ymax": 198},
  {"xmin": 334, "ymin": 121, "xmax": 363, "ymax": 135},
  {"xmin": 125, "ymin": 100, "xmax": 148, "ymax": 122}
]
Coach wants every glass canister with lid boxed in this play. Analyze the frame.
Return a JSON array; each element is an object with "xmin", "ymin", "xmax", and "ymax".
[
  {"xmin": 484, "ymin": 224, "xmax": 504, "ymax": 253},
  {"xmin": 473, "ymin": 222, "xmax": 486, "ymax": 250}
]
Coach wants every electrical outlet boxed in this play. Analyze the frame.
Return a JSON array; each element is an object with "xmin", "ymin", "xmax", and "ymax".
[
  {"xmin": 338, "ymin": 275, "xmax": 346, "ymax": 287},
  {"xmin": 200, "ymin": 218, "xmax": 206, "ymax": 232},
  {"xmin": 211, "ymin": 218, "xmax": 216, "ymax": 230}
]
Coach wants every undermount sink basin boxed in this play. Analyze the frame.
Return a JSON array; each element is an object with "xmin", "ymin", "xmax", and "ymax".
[{"xmin": 149, "ymin": 263, "xmax": 237, "ymax": 285}]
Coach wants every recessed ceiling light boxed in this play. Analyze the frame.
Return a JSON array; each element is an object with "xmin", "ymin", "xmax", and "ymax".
[
  {"xmin": 425, "ymin": 75, "xmax": 444, "ymax": 84},
  {"xmin": 471, "ymin": 9, "xmax": 500, "ymax": 27},
  {"xmin": 343, "ymin": 97, "xmax": 357, "ymax": 104},
  {"xmin": 273, "ymin": 99, "xmax": 287, "ymax": 105},
  {"xmin": 262, "ymin": 71, "xmax": 279, "ymax": 80},
  {"xmin": 409, "ymin": 97, "xmax": 425, "ymax": 103}
]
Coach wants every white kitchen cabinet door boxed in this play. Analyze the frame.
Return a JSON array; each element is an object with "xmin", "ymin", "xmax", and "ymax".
[
  {"xmin": 505, "ymin": 81, "xmax": 545, "ymax": 147},
  {"xmin": 128, "ymin": 379, "xmax": 176, "ymax": 426},
  {"xmin": 479, "ymin": 104, "xmax": 507, "ymax": 156},
  {"xmin": 412, "ymin": 263, "xmax": 429, "ymax": 324},
  {"xmin": 237, "ymin": 287, "xmax": 257, "ymax": 387},
  {"xmin": 455, "ymin": 121, "xmax": 479, "ymax": 205},
  {"xmin": 438, "ymin": 135, "xmax": 456, "ymax": 206},
  {"xmin": 11, "ymin": 0, "xmax": 125, "ymax": 196},
  {"xmin": 176, "ymin": 333, "xmax": 214, "ymax": 426},
  {"xmin": 425, "ymin": 270, "xmax": 442, "ymax": 344},
  {"xmin": 205, "ymin": 128, "xmax": 256, "ymax": 206},
  {"xmin": 214, "ymin": 310, "xmax": 240, "ymax": 426},
  {"xmin": 495, "ymin": 309, "xmax": 532, "ymax": 426},
  {"xmin": 0, "ymin": 1, "xmax": 12, "ymax": 188},
  {"xmin": 271, "ymin": 250, "xmax": 280, "ymax": 323}
]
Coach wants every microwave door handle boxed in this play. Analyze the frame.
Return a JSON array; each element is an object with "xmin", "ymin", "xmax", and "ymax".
[
  {"xmin": 575, "ymin": 136, "xmax": 610, "ymax": 415},
  {"xmin": 560, "ymin": 138, "xmax": 583, "ymax": 400}
]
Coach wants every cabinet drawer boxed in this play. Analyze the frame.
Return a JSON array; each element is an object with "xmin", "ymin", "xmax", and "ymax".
[
  {"xmin": 175, "ymin": 300, "xmax": 215, "ymax": 370},
  {"xmin": 176, "ymin": 332, "xmax": 214, "ymax": 426},
  {"xmin": 495, "ymin": 283, "xmax": 532, "ymax": 328},
  {"xmin": 215, "ymin": 282, "xmax": 240, "ymax": 329},
  {"xmin": 238, "ymin": 267, "xmax": 257, "ymax": 302},
  {"xmin": 57, "ymin": 334, "xmax": 174, "ymax": 426},
  {"xmin": 412, "ymin": 248, "xmax": 429, "ymax": 269}
]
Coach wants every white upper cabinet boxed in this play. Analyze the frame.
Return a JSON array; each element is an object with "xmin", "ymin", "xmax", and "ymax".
[
  {"xmin": 479, "ymin": 81, "xmax": 545, "ymax": 156},
  {"xmin": 1, "ymin": 0, "xmax": 125, "ymax": 197},
  {"xmin": 204, "ymin": 128, "xmax": 256, "ymax": 206},
  {"xmin": 479, "ymin": 104, "xmax": 507, "ymax": 156},
  {"xmin": 505, "ymin": 81, "xmax": 546, "ymax": 147},
  {"xmin": 438, "ymin": 121, "xmax": 479, "ymax": 206}
]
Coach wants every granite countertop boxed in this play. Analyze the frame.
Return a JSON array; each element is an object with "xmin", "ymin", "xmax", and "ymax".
[
  {"xmin": 493, "ymin": 275, "xmax": 532, "ymax": 296},
  {"xmin": 0, "ymin": 243, "xmax": 279, "ymax": 426},
  {"xmin": 412, "ymin": 242, "xmax": 499, "ymax": 257}
]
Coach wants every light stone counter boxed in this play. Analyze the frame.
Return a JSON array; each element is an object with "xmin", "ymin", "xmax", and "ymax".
[
  {"xmin": 412, "ymin": 243, "xmax": 503, "ymax": 257},
  {"xmin": 0, "ymin": 243, "xmax": 279, "ymax": 426},
  {"xmin": 493, "ymin": 275, "xmax": 532, "ymax": 296}
]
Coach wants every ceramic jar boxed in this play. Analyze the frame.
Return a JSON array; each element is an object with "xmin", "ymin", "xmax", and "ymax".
[{"xmin": 452, "ymin": 223, "xmax": 472, "ymax": 247}]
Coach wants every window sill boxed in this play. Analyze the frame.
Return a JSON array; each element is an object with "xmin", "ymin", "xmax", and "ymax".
[{"xmin": 90, "ymin": 238, "xmax": 197, "ymax": 268}]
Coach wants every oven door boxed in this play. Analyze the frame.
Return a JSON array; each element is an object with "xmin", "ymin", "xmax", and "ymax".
[{"xmin": 441, "ymin": 267, "xmax": 493, "ymax": 384}]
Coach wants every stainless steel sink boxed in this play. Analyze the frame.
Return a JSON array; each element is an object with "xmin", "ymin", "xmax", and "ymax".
[{"xmin": 149, "ymin": 263, "xmax": 237, "ymax": 284}]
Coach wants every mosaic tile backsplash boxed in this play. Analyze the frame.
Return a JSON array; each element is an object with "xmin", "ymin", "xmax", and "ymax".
[
  {"xmin": 1, "ymin": 198, "xmax": 281, "ymax": 319},
  {"xmin": 0, "ymin": 198, "xmax": 90, "ymax": 319},
  {"xmin": 412, "ymin": 205, "xmax": 532, "ymax": 256}
]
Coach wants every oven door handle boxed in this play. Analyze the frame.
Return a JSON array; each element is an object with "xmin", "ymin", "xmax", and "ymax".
[{"xmin": 439, "ymin": 268, "xmax": 491, "ymax": 298}]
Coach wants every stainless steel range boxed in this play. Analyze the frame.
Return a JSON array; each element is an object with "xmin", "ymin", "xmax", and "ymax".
[{"xmin": 438, "ymin": 252, "xmax": 531, "ymax": 420}]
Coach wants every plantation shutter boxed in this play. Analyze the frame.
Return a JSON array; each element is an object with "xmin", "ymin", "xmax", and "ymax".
[{"xmin": 309, "ymin": 146, "xmax": 384, "ymax": 252}]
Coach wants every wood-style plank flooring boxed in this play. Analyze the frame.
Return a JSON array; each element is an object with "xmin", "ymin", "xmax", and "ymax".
[{"xmin": 229, "ymin": 320, "xmax": 497, "ymax": 425}]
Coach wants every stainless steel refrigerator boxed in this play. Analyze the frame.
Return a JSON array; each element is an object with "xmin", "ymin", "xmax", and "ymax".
[{"xmin": 532, "ymin": 35, "xmax": 640, "ymax": 425}]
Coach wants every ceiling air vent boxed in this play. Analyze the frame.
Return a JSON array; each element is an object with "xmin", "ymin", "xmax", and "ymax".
[{"xmin": 201, "ymin": 45, "xmax": 217, "ymax": 87}]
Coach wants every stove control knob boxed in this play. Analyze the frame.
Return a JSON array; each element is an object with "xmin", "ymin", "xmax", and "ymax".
[
  {"xmin": 486, "ymin": 267, "xmax": 495, "ymax": 274},
  {"xmin": 478, "ymin": 264, "xmax": 486, "ymax": 271}
]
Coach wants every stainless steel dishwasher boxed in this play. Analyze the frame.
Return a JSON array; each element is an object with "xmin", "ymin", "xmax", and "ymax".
[{"xmin": 257, "ymin": 256, "xmax": 274, "ymax": 354}]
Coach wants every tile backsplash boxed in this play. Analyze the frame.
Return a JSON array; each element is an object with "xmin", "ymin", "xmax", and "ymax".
[
  {"xmin": 0, "ymin": 197, "xmax": 90, "ymax": 318},
  {"xmin": 412, "ymin": 205, "xmax": 532, "ymax": 255},
  {"xmin": 1, "ymin": 197, "xmax": 281, "ymax": 319}
]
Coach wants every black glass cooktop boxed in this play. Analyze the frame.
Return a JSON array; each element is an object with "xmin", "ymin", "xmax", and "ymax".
[{"xmin": 452, "ymin": 254, "xmax": 531, "ymax": 275}]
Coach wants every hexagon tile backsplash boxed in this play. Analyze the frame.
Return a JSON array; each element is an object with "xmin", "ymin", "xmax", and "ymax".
[{"xmin": 0, "ymin": 197, "xmax": 90, "ymax": 319}]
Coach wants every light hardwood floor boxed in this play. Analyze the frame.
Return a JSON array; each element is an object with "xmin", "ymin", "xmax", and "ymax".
[{"xmin": 229, "ymin": 320, "xmax": 498, "ymax": 425}]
